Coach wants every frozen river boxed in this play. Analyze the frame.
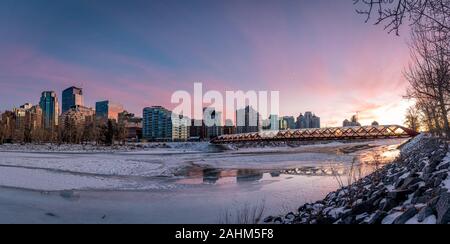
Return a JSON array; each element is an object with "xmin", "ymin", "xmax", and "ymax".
[{"xmin": 0, "ymin": 139, "xmax": 406, "ymax": 223}]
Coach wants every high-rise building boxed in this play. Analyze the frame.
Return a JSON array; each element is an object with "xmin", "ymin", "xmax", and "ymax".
[
  {"xmin": 263, "ymin": 114, "xmax": 279, "ymax": 131},
  {"xmin": 25, "ymin": 105, "xmax": 42, "ymax": 130},
  {"xmin": 13, "ymin": 103, "xmax": 32, "ymax": 129},
  {"xmin": 39, "ymin": 91, "xmax": 59, "ymax": 129},
  {"xmin": 62, "ymin": 86, "xmax": 83, "ymax": 113},
  {"xmin": 343, "ymin": 114, "xmax": 361, "ymax": 127},
  {"xmin": 189, "ymin": 119, "xmax": 205, "ymax": 139},
  {"xmin": 60, "ymin": 105, "xmax": 95, "ymax": 130},
  {"xmin": 189, "ymin": 108, "xmax": 224, "ymax": 140},
  {"xmin": 142, "ymin": 106, "xmax": 173, "ymax": 141},
  {"xmin": 280, "ymin": 116, "xmax": 296, "ymax": 130},
  {"xmin": 236, "ymin": 106, "xmax": 261, "ymax": 134},
  {"xmin": 203, "ymin": 107, "xmax": 223, "ymax": 139},
  {"xmin": 296, "ymin": 112, "xmax": 320, "ymax": 129},
  {"xmin": 95, "ymin": 101, "xmax": 123, "ymax": 122},
  {"xmin": 171, "ymin": 114, "xmax": 189, "ymax": 141},
  {"xmin": 223, "ymin": 119, "xmax": 236, "ymax": 135}
]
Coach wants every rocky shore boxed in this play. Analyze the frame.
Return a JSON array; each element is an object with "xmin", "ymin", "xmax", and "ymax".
[{"xmin": 265, "ymin": 134, "xmax": 450, "ymax": 224}]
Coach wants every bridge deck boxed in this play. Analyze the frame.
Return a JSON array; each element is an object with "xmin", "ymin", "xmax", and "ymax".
[{"xmin": 211, "ymin": 125, "xmax": 419, "ymax": 144}]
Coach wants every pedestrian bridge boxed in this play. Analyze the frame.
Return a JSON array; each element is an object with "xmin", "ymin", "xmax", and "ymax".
[{"xmin": 210, "ymin": 125, "xmax": 419, "ymax": 144}]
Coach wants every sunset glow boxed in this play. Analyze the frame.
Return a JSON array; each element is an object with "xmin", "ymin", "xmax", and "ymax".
[{"xmin": 0, "ymin": 0, "xmax": 411, "ymax": 126}]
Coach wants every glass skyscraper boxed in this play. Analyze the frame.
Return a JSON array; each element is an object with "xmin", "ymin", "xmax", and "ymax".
[
  {"xmin": 62, "ymin": 86, "xmax": 83, "ymax": 113},
  {"xmin": 39, "ymin": 91, "xmax": 59, "ymax": 129},
  {"xmin": 143, "ymin": 106, "xmax": 173, "ymax": 141},
  {"xmin": 236, "ymin": 106, "xmax": 261, "ymax": 134},
  {"xmin": 95, "ymin": 100, "xmax": 123, "ymax": 122}
]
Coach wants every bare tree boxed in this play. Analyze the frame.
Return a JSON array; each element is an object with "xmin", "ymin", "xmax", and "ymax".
[
  {"xmin": 354, "ymin": 0, "xmax": 450, "ymax": 35},
  {"xmin": 404, "ymin": 105, "xmax": 422, "ymax": 132},
  {"xmin": 404, "ymin": 25, "xmax": 450, "ymax": 136},
  {"xmin": 0, "ymin": 120, "xmax": 4, "ymax": 144},
  {"xmin": 415, "ymin": 96, "xmax": 442, "ymax": 133}
]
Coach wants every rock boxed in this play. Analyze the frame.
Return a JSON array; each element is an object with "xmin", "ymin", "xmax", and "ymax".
[
  {"xmin": 380, "ymin": 198, "xmax": 398, "ymax": 212},
  {"xmin": 352, "ymin": 200, "xmax": 376, "ymax": 215},
  {"xmin": 342, "ymin": 215, "xmax": 355, "ymax": 225},
  {"xmin": 434, "ymin": 178, "xmax": 443, "ymax": 188},
  {"xmin": 427, "ymin": 196, "xmax": 440, "ymax": 211},
  {"xmin": 436, "ymin": 193, "xmax": 450, "ymax": 224},
  {"xmin": 438, "ymin": 163, "xmax": 450, "ymax": 171},
  {"xmin": 417, "ymin": 206, "xmax": 433, "ymax": 223},
  {"xmin": 315, "ymin": 216, "xmax": 336, "ymax": 224},
  {"xmin": 434, "ymin": 171, "xmax": 448, "ymax": 181},
  {"xmin": 423, "ymin": 173, "xmax": 432, "ymax": 182},
  {"xmin": 273, "ymin": 217, "xmax": 283, "ymax": 224},
  {"xmin": 412, "ymin": 186, "xmax": 427, "ymax": 198},
  {"xmin": 285, "ymin": 212, "xmax": 296, "ymax": 220},
  {"xmin": 395, "ymin": 177, "xmax": 405, "ymax": 188},
  {"xmin": 412, "ymin": 195, "xmax": 431, "ymax": 205},
  {"xmin": 393, "ymin": 207, "xmax": 418, "ymax": 224},
  {"xmin": 400, "ymin": 177, "xmax": 422, "ymax": 190},
  {"xmin": 365, "ymin": 211, "xmax": 387, "ymax": 224},
  {"xmin": 387, "ymin": 189, "xmax": 412, "ymax": 202}
]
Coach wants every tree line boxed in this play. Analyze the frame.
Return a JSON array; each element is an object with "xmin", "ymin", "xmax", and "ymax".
[{"xmin": 0, "ymin": 117, "xmax": 127, "ymax": 145}]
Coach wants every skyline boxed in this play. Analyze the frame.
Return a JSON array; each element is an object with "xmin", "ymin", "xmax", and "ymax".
[{"xmin": 0, "ymin": 0, "xmax": 414, "ymax": 127}]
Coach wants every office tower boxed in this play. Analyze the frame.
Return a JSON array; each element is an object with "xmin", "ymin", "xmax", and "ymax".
[
  {"xmin": 268, "ymin": 115, "xmax": 279, "ymax": 131},
  {"xmin": 223, "ymin": 119, "xmax": 236, "ymax": 135},
  {"xmin": 142, "ymin": 106, "xmax": 173, "ymax": 141},
  {"xmin": 203, "ymin": 107, "xmax": 223, "ymax": 139},
  {"xmin": 236, "ymin": 106, "xmax": 261, "ymax": 134},
  {"xmin": 296, "ymin": 112, "xmax": 321, "ymax": 129},
  {"xmin": 25, "ymin": 105, "xmax": 42, "ymax": 130},
  {"xmin": 13, "ymin": 103, "xmax": 32, "ymax": 129},
  {"xmin": 281, "ymin": 116, "xmax": 296, "ymax": 130},
  {"xmin": 62, "ymin": 86, "xmax": 83, "ymax": 113},
  {"xmin": 343, "ymin": 114, "xmax": 361, "ymax": 127},
  {"xmin": 60, "ymin": 105, "xmax": 95, "ymax": 130},
  {"xmin": 171, "ymin": 114, "xmax": 189, "ymax": 141},
  {"xmin": 39, "ymin": 91, "xmax": 59, "ymax": 129},
  {"xmin": 95, "ymin": 100, "xmax": 123, "ymax": 122}
]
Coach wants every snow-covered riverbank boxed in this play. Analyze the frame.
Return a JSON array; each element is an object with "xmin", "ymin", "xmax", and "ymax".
[{"xmin": 266, "ymin": 134, "xmax": 450, "ymax": 224}]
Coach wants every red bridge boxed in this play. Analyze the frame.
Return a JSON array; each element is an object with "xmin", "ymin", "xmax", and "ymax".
[{"xmin": 211, "ymin": 125, "xmax": 419, "ymax": 144}]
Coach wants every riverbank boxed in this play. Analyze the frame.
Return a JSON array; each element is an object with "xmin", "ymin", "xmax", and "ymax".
[{"xmin": 265, "ymin": 134, "xmax": 450, "ymax": 224}]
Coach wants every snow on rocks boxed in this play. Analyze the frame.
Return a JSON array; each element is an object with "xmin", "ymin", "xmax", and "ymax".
[{"xmin": 265, "ymin": 134, "xmax": 450, "ymax": 224}]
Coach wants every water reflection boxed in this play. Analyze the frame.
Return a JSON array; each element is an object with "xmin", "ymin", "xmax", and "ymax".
[
  {"xmin": 236, "ymin": 169, "xmax": 263, "ymax": 183},
  {"xmin": 176, "ymin": 143, "xmax": 401, "ymax": 186},
  {"xmin": 177, "ymin": 166, "xmax": 353, "ymax": 185}
]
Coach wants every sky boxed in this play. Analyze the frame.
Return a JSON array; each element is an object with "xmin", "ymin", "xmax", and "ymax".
[{"xmin": 0, "ymin": 0, "xmax": 414, "ymax": 127}]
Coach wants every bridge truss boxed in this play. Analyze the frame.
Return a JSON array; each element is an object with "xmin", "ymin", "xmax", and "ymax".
[{"xmin": 211, "ymin": 125, "xmax": 419, "ymax": 144}]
